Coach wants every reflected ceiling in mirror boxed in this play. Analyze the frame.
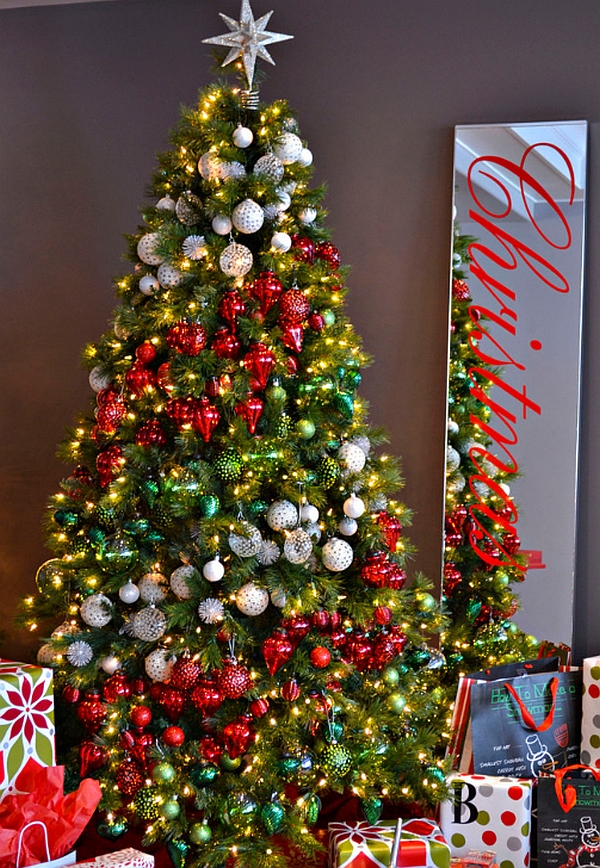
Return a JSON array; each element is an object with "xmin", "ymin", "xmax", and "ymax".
[{"xmin": 445, "ymin": 120, "xmax": 587, "ymax": 649}]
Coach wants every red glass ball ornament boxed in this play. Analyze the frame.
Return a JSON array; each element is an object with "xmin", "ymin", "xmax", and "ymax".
[
  {"xmin": 281, "ymin": 679, "xmax": 301, "ymax": 701},
  {"xmin": 312, "ymin": 610, "xmax": 330, "ymax": 631},
  {"xmin": 450, "ymin": 504, "xmax": 468, "ymax": 531},
  {"xmin": 96, "ymin": 386, "xmax": 121, "ymax": 407},
  {"xmin": 372, "ymin": 633, "xmax": 396, "ymax": 669},
  {"xmin": 374, "ymin": 606, "xmax": 393, "ymax": 626},
  {"xmin": 199, "ymin": 736, "xmax": 222, "ymax": 763},
  {"xmin": 73, "ymin": 465, "xmax": 94, "ymax": 486},
  {"xmin": 243, "ymin": 343, "xmax": 276, "ymax": 389},
  {"xmin": 218, "ymin": 659, "xmax": 252, "ymax": 699},
  {"xmin": 377, "ymin": 512, "xmax": 402, "ymax": 551},
  {"xmin": 502, "ymin": 532, "xmax": 521, "ymax": 555},
  {"xmin": 102, "ymin": 672, "xmax": 132, "ymax": 704},
  {"xmin": 282, "ymin": 323, "xmax": 304, "ymax": 353},
  {"xmin": 348, "ymin": 636, "xmax": 373, "ymax": 671},
  {"xmin": 165, "ymin": 396, "xmax": 196, "ymax": 427},
  {"xmin": 192, "ymin": 398, "xmax": 221, "ymax": 443},
  {"xmin": 387, "ymin": 563, "xmax": 407, "ymax": 590},
  {"xmin": 235, "ymin": 395, "xmax": 264, "ymax": 434},
  {"xmin": 130, "ymin": 705, "xmax": 152, "ymax": 728},
  {"xmin": 135, "ymin": 341, "xmax": 157, "ymax": 364},
  {"xmin": 308, "ymin": 312, "xmax": 325, "ymax": 331},
  {"xmin": 211, "ymin": 328, "xmax": 241, "ymax": 360},
  {"xmin": 329, "ymin": 611, "xmax": 342, "ymax": 630},
  {"xmin": 96, "ymin": 399, "xmax": 127, "ymax": 434},
  {"xmin": 310, "ymin": 646, "xmax": 331, "ymax": 669},
  {"xmin": 445, "ymin": 528, "xmax": 462, "ymax": 548},
  {"xmin": 116, "ymin": 757, "xmax": 144, "ymax": 796},
  {"xmin": 361, "ymin": 551, "xmax": 391, "ymax": 589},
  {"xmin": 291, "ymin": 235, "xmax": 315, "ymax": 265},
  {"xmin": 218, "ymin": 290, "xmax": 246, "ymax": 330},
  {"xmin": 171, "ymin": 657, "xmax": 202, "ymax": 691},
  {"xmin": 77, "ymin": 691, "xmax": 106, "ymax": 733},
  {"xmin": 452, "ymin": 278, "xmax": 470, "ymax": 301},
  {"xmin": 249, "ymin": 271, "xmax": 283, "ymax": 315},
  {"xmin": 222, "ymin": 715, "xmax": 254, "ymax": 759},
  {"xmin": 159, "ymin": 686, "xmax": 187, "ymax": 722},
  {"xmin": 191, "ymin": 680, "xmax": 223, "ymax": 716},
  {"xmin": 279, "ymin": 289, "xmax": 310, "ymax": 324},
  {"xmin": 62, "ymin": 684, "xmax": 81, "ymax": 704},
  {"xmin": 315, "ymin": 241, "xmax": 341, "ymax": 270},
  {"xmin": 389, "ymin": 626, "xmax": 408, "ymax": 653},
  {"xmin": 136, "ymin": 418, "xmax": 167, "ymax": 447},
  {"xmin": 126, "ymin": 362, "xmax": 156, "ymax": 397},
  {"xmin": 162, "ymin": 725, "xmax": 185, "ymax": 747},
  {"xmin": 79, "ymin": 740, "xmax": 107, "ymax": 777},
  {"xmin": 249, "ymin": 696, "xmax": 269, "ymax": 718},
  {"xmin": 443, "ymin": 562, "xmax": 462, "ymax": 595}
]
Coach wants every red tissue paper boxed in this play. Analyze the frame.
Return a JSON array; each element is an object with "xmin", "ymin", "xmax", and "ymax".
[{"xmin": 0, "ymin": 758, "xmax": 101, "ymax": 867}]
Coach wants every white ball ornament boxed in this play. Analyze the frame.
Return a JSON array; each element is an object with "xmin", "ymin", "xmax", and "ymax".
[
  {"xmin": 220, "ymin": 242, "xmax": 253, "ymax": 277},
  {"xmin": 170, "ymin": 565, "xmax": 196, "ymax": 599},
  {"xmin": 446, "ymin": 446, "xmax": 461, "ymax": 472},
  {"xmin": 321, "ymin": 538, "xmax": 354, "ymax": 572},
  {"xmin": 304, "ymin": 521, "xmax": 322, "ymax": 542},
  {"xmin": 236, "ymin": 582, "xmax": 269, "ymax": 616},
  {"xmin": 350, "ymin": 434, "xmax": 371, "ymax": 456},
  {"xmin": 271, "ymin": 231, "xmax": 292, "ymax": 252},
  {"xmin": 157, "ymin": 194, "xmax": 176, "ymax": 212},
  {"xmin": 138, "ymin": 573, "xmax": 168, "ymax": 604},
  {"xmin": 157, "ymin": 263, "xmax": 183, "ymax": 289},
  {"xmin": 80, "ymin": 593, "xmax": 113, "ymax": 628},
  {"xmin": 284, "ymin": 528, "xmax": 313, "ymax": 564},
  {"xmin": 137, "ymin": 233, "xmax": 164, "ymax": 266},
  {"xmin": 221, "ymin": 161, "xmax": 247, "ymax": 181},
  {"xmin": 232, "ymin": 199, "xmax": 264, "ymax": 234},
  {"xmin": 299, "ymin": 207, "xmax": 317, "ymax": 224},
  {"xmin": 119, "ymin": 580, "xmax": 140, "ymax": 604},
  {"xmin": 145, "ymin": 648, "xmax": 175, "ymax": 682},
  {"xmin": 229, "ymin": 522, "xmax": 262, "ymax": 558},
  {"xmin": 338, "ymin": 516, "xmax": 358, "ymax": 536},
  {"xmin": 500, "ymin": 482, "xmax": 511, "ymax": 496},
  {"xmin": 300, "ymin": 503, "xmax": 319, "ymax": 524},
  {"xmin": 67, "ymin": 640, "xmax": 94, "ymax": 668},
  {"xmin": 448, "ymin": 419, "xmax": 459, "ymax": 436},
  {"xmin": 182, "ymin": 235, "xmax": 207, "ymax": 260},
  {"xmin": 233, "ymin": 124, "xmax": 253, "ymax": 148},
  {"xmin": 273, "ymin": 132, "xmax": 303, "ymax": 165},
  {"xmin": 343, "ymin": 493, "xmax": 366, "ymax": 519},
  {"xmin": 297, "ymin": 147, "xmax": 313, "ymax": 167},
  {"xmin": 253, "ymin": 153, "xmax": 285, "ymax": 182},
  {"xmin": 132, "ymin": 607, "xmax": 167, "ymax": 642},
  {"xmin": 212, "ymin": 214, "xmax": 232, "ymax": 235},
  {"xmin": 37, "ymin": 644, "xmax": 57, "ymax": 666},
  {"xmin": 100, "ymin": 654, "xmax": 121, "ymax": 675},
  {"xmin": 203, "ymin": 556, "xmax": 225, "ymax": 583},
  {"xmin": 198, "ymin": 152, "xmax": 223, "ymax": 180},
  {"xmin": 139, "ymin": 275, "xmax": 160, "ymax": 296},
  {"xmin": 89, "ymin": 366, "xmax": 112, "ymax": 393},
  {"xmin": 266, "ymin": 500, "xmax": 298, "ymax": 531},
  {"xmin": 275, "ymin": 190, "xmax": 291, "ymax": 211},
  {"xmin": 338, "ymin": 442, "xmax": 367, "ymax": 475}
]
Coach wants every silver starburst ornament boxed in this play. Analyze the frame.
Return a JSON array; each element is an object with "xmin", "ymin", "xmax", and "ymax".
[{"xmin": 203, "ymin": 0, "xmax": 293, "ymax": 90}]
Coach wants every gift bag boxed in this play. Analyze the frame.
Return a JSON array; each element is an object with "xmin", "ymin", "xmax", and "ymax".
[
  {"xmin": 16, "ymin": 821, "xmax": 76, "ymax": 868},
  {"xmin": 580, "ymin": 657, "xmax": 600, "ymax": 768},
  {"xmin": 537, "ymin": 765, "xmax": 600, "ymax": 868},
  {"xmin": 470, "ymin": 668, "xmax": 582, "ymax": 778},
  {"xmin": 446, "ymin": 658, "xmax": 561, "ymax": 773}
]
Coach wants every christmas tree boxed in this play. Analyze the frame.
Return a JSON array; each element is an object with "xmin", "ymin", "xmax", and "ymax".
[
  {"xmin": 441, "ymin": 224, "xmax": 538, "ymax": 679},
  {"xmin": 20, "ymin": 3, "xmax": 447, "ymax": 864}
]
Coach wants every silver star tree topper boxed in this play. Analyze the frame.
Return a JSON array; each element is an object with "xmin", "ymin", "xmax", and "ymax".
[{"xmin": 203, "ymin": 0, "xmax": 293, "ymax": 90}]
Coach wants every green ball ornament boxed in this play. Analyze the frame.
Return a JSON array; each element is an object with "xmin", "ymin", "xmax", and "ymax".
[
  {"xmin": 96, "ymin": 534, "xmax": 138, "ymax": 573},
  {"xmin": 220, "ymin": 751, "xmax": 243, "ymax": 771},
  {"xmin": 334, "ymin": 391, "xmax": 354, "ymax": 420},
  {"xmin": 123, "ymin": 517, "xmax": 151, "ymax": 536},
  {"xmin": 320, "ymin": 743, "xmax": 352, "ymax": 776},
  {"xmin": 268, "ymin": 384, "xmax": 287, "ymax": 403},
  {"xmin": 361, "ymin": 797, "xmax": 383, "ymax": 824},
  {"xmin": 297, "ymin": 419, "xmax": 316, "ymax": 439},
  {"xmin": 134, "ymin": 788, "xmax": 159, "ymax": 821},
  {"xmin": 152, "ymin": 761, "xmax": 176, "ymax": 784},
  {"xmin": 277, "ymin": 754, "xmax": 301, "ymax": 777},
  {"xmin": 316, "ymin": 456, "xmax": 340, "ymax": 489},
  {"xmin": 417, "ymin": 592, "xmax": 436, "ymax": 613},
  {"xmin": 322, "ymin": 309, "xmax": 335, "ymax": 326},
  {"xmin": 302, "ymin": 793, "xmax": 321, "ymax": 825},
  {"xmin": 159, "ymin": 799, "xmax": 180, "ymax": 820},
  {"xmin": 261, "ymin": 801, "xmax": 285, "ymax": 834},
  {"xmin": 198, "ymin": 494, "xmax": 220, "ymax": 518},
  {"xmin": 97, "ymin": 815, "xmax": 129, "ymax": 839},
  {"xmin": 225, "ymin": 792, "xmax": 258, "ymax": 822},
  {"xmin": 388, "ymin": 692, "xmax": 407, "ymax": 714},
  {"xmin": 494, "ymin": 571, "xmax": 510, "ymax": 590},
  {"xmin": 322, "ymin": 721, "xmax": 344, "ymax": 743},
  {"xmin": 382, "ymin": 667, "xmax": 400, "ymax": 687},
  {"xmin": 190, "ymin": 763, "xmax": 219, "ymax": 787},
  {"xmin": 247, "ymin": 499, "xmax": 268, "ymax": 517},
  {"xmin": 214, "ymin": 449, "xmax": 242, "ymax": 482},
  {"xmin": 190, "ymin": 822, "xmax": 212, "ymax": 845}
]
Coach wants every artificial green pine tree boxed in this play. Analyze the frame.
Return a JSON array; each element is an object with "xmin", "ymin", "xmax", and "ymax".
[
  {"xmin": 441, "ymin": 224, "xmax": 538, "ymax": 679},
  {"xmin": 20, "ymin": 4, "xmax": 447, "ymax": 866}
]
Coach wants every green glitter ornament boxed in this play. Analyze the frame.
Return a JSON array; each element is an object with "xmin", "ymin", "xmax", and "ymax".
[
  {"xmin": 261, "ymin": 801, "xmax": 284, "ymax": 834},
  {"xmin": 334, "ymin": 391, "xmax": 354, "ymax": 419},
  {"xmin": 274, "ymin": 414, "xmax": 292, "ymax": 437},
  {"xmin": 322, "ymin": 721, "xmax": 344, "ymax": 743},
  {"xmin": 320, "ymin": 743, "xmax": 352, "ymax": 776},
  {"xmin": 134, "ymin": 787, "xmax": 159, "ymax": 821},
  {"xmin": 322, "ymin": 310, "xmax": 335, "ymax": 326},
  {"xmin": 94, "ymin": 504, "xmax": 118, "ymax": 531},
  {"xmin": 316, "ymin": 456, "xmax": 340, "ymax": 489},
  {"xmin": 199, "ymin": 495, "xmax": 220, "ymax": 518},
  {"xmin": 214, "ymin": 449, "xmax": 242, "ymax": 482},
  {"xmin": 361, "ymin": 797, "xmax": 383, "ymax": 823},
  {"xmin": 301, "ymin": 793, "xmax": 321, "ymax": 825},
  {"xmin": 152, "ymin": 501, "xmax": 176, "ymax": 529},
  {"xmin": 54, "ymin": 508, "xmax": 80, "ymax": 529}
]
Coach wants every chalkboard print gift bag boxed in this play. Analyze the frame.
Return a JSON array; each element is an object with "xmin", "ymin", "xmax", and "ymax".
[
  {"xmin": 537, "ymin": 766, "xmax": 600, "ymax": 868},
  {"xmin": 470, "ymin": 669, "xmax": 582, "ymax": 777}
]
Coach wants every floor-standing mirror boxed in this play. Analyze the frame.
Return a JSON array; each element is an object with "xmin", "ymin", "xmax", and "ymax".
[{"xmin": 446, "ymin": 121, "xmax": 587, "ymax": 649}]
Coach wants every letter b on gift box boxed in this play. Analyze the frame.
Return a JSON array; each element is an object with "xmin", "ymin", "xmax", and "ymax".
[{"xmin": 451, "ymin": 780, "xmax": 479, "ymax": 824}]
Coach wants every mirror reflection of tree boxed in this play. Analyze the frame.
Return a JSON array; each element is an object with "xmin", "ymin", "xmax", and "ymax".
[{"xmin": 440, "ymin": 224, "xmax": 540, "ymax": 679}]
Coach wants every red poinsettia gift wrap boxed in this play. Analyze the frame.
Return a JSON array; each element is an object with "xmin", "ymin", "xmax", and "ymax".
[
  {"xmin": 329, "ymin": 819, "xmax": 451, "ymax": 868},
  {"xmin": 0, "ymin": 659, "xmax": 55, "ymax": 799}
]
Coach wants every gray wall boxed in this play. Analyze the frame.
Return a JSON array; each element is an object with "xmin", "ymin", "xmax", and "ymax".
[{"xmin": 2, "ymin": 0, "xmax": 599, "ymax": 663}]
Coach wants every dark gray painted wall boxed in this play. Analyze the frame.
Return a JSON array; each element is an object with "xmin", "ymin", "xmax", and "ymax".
[{"xmin": 1, "ymin": 0, "xmax": 598, "ymax": 662}]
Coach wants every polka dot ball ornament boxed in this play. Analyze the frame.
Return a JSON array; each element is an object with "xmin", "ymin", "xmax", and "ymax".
[
  {"xmin": 235, "ymin": 582, "xmax": 270, "ymax": 616},
  {"xmin": 80, "ymin": 593, "xmax": 113, "ymax": 627}
]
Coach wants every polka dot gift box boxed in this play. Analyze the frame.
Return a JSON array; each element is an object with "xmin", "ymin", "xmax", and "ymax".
[
  {"xmin": 580, "ymin": 656, "xmax": 600, "ymax": 767},
  {"xmin": 439, "ymin": 774, "xmax": 532, "ymax": 868}
]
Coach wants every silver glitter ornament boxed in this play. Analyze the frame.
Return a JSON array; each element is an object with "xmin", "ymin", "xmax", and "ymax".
[
  {"xmin": 176, "ymin": 192, "xmax": 203, "ymax": 225},
  {"xmin": 304, "ymin": 521, "xmax": 322, "ymax": 542},
  {"xmin": 321, "ymin": 538, "xmax": 354, "ymax": 572},
  {"xmin": 447, "ymin": 446, "xmax": 461, "ymax": 472},
  {"xmin": 232, "ymin": 198, "xmax": 264, "ymax": 234},
  {"xmin": 236, "ymin": 582, "xmax": 269, "ymax": 616},
  {"xmin": 229, "ymin": 522, "xmax": 262, "ymax": 558},
  {"xmin": 197, "ymin": 597, "xmax": 225, "ymax": 624},
  {"xmin": 138, "ymin": 572, "xmax": 168, "ymax": 604},
  {"xmin": 182, "ymin": 235, "xmax": 207, "ymax": 260},
  {"xmin": 67, "ymin": 640, "xmax": 94, "ymax": 667},
  {"xmin": 253, "ymin": 153, "xmax": 285, "ymax": 183},
  {"xmin": 137, "ymin": 232, "xmax": 164, "ymax": 266},
  {"xmin": 132, "ymin": 607, "xmax": 167, "ymax": 642},
  {"xmin": 220, "ymin": 242, "xmax": 253, "ymax": 277},
  {"xmin": 80, "ymin": 593, "xmax": 113, "ymax": 628},
  {"xmin": 266, "ymin": 500, "xmax": 298, "ymax": 531},
  {"xmin": 284, "ymin": 528, "xmax": 313, "ymax": 564}
]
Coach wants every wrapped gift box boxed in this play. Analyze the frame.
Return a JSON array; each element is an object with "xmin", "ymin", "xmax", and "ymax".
[
  {"xmin": 329, "ymin": 818, "xmax": 451, "ymax": 868},
  {"xmin": 580, "ymin": 656, "xmax": 600, "ymax": 767},
  {"xmin": 0, "ymin": 660, "xmax": 55, "ymax": 800},
  {"xmin": 74, "ymin": 850, "xmax": 154, "ymax": 867},
  {"xmin": 439, "ymin": 774, "xmax": 532, "ymax": 868}
]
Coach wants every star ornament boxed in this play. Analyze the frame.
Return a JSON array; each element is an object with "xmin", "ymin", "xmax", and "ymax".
[{"xmin": 203, "ymin": 0, "xmax": 293, "ymax": 89}]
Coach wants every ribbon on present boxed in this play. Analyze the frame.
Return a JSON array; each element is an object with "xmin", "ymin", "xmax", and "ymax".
[
  {"xmin": 73, "ymin": 849, "xmax": 154, "ymax": 867},
  {"xmin": 329, "ymin": 819, "xmax": 450, "ymax": 868}
]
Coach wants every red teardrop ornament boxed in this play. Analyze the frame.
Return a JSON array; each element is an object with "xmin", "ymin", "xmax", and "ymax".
[
  {"xmin": 191, "ymin": 680, "xmax": 223, "ymax": 716},
  {"xmin": 249, "ymin": 271, "xmax": 283, "ymax": 314},
  {"xmin": 282, "ymin": 323, "xmax": 304, "ymax": 353},
  {"xmin": 79, "ymin": 740, "xmax": 107, "ymax": 776},
  {"xmin": 218, "ymin": 290, "xmax": 246, "ymax": 331},
  {"xmin": 244, "ymin": 343, "xmax": 275, "ymax": 389},
  {"xmin": 377, "ymin": 512, "xmax": 402, "ymax": 551},
  {"xmin": 262, "ymin": 630, "xmax": 294, "ymax": 675},
  {"xmin": 283, "ymin": 614, "xmax": 311, "ymax": 648},
  {"xmin": 192, "ymin": 398, "xmax": 221, "ymax": 442},
  {"xmin": 235, "ymin": 395, "xmax": 264, "ymax": 434},
  {"xmin": 159, "ymin": 686, "xmax": 187, "ymax": 722}
]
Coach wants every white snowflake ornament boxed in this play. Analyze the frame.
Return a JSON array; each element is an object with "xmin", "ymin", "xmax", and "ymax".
[
  {"xmin": 67, "ymin": 640, "xmax": 94, "ymax": 667},
  {"xmin": 198, "ymin": 597, "xmax": 225, "ymax": 624},
  {"xmin": 182, "ymin": 235, "xmax": 207, "ymax": 260},
  {"xmin": 257, "ymin": 539, "xmax": 280, "ymax": 565}
]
